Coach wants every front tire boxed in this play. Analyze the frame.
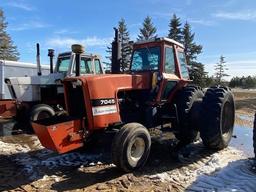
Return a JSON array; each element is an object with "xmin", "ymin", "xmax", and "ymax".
[
  {"xmin": 30, "ymin": 104, "xmax": 55, "ymax": 121},
  {"xmin": 112, "ymin": 123, "xmax": 151, "ymax": 172},
  {"xmin": 200, "ymin": 86, "xmax": 235, "ymax": 150}
]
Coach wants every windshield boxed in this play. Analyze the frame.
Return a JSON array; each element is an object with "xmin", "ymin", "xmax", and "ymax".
[
  {"xmin": 131, "ymin": 46, "xmax": 160, "ymax": 71},
  {"xmin": 72, "ymin": 58, "xmax": 102, "ymax": 74},
  {"xmin": 56, "ymin": 56, "xmax": 70, "ymax": 72}
]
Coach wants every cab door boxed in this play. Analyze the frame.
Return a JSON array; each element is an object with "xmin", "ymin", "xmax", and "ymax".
[{"xmin": 158, "ymin": 45, "xmax": 180, "ymax": 101}]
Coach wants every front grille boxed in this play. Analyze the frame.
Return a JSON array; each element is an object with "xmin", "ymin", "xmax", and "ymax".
[{"xmin": 66, "ymin": 82, "xmax": 86, "ymax": 118}]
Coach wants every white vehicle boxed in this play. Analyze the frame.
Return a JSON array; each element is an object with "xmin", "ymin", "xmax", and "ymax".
[
  {"xmin": 0, "ymin": 47, "xmax": 104, "ymax": 131},
  {"xmin": 0, "ymin": 60, "xmax": 50, "ymax": 99},
  {"xmin": 5, "ymin": 51, "xmax": 103, "ymax": 102}
]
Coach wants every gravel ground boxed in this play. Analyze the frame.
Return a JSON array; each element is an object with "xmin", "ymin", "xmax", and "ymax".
[
  {"xmin": 0, "ymin": 130, "xmax": 255, "ymax": 192},
  {"xmin": 0, "ymin": 90, "xmax": 255, "ymax": 192}
]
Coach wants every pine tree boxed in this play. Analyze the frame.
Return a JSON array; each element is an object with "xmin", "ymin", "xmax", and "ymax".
[
  {"xmin": 214, "ymin": 55, "xmax": 229, "ymax": 84},
  {"xmin": 182, "ymin": 22, "xmax": 202, "ymax": 64},
  {"xmin": 168, "ymin": 14, "xmax": 182, "ymax": 42},
  {"xmin": 118, "ymin": 18, "xmax": 132, "ymax": 71},
  {"xmin": 182, "ymin": 21, "xmax": 204, "ymax": 85},
  {"xmin": 105, "ymin": 18, "xmax": 132, "ymax": 71},
  {"xmin": 137, "ymin": 16, "xmax": 157, "ymax": 40},
  {"xmin": 0, "ymin": 9, "xmax": 19, "ymax": 61},
  {"xmin": 189, "ymin": 61, "xmax": 208, "ymax": 87}
]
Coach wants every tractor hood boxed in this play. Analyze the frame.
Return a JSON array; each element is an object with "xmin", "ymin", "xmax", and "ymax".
[{"xmin": 65, "ymin": 73, "xmax": 152, "ymax": 100}]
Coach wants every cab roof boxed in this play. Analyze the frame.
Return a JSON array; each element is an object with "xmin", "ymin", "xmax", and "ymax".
[
  {"xmin": 134, "ymin": 37, "xmax": 184, "ymax": 48},
  {"xmin": 58, "ymin": 51, "xmax": 101, "ymax": 59}
]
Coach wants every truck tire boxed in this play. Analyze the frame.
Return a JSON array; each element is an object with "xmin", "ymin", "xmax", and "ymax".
[
  {"xmin": 30, "ymin": 104, "xmax": 55, "ymax": 121},
  {"xmin": 112, "ymin": 123, "xmax": 151, "ymax": 172},
  {"xmin": 200, "ymin": 86, "xmax": 235, "ymax": 150},
  {"xmin": 254, "ymin": 112, "xmax": 256, "ymax": 158},
  {"xmin": 173, "ymin": 85, "xmax": 204, "ymax": 145}
]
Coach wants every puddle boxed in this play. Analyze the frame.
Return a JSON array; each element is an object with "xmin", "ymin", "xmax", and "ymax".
[
  {"xmin": 237, "ymin": 113, "xmax": 254, "ymax": 121},
  {"xmin": 230, "ymin": 125, "xmax": 254, "ymax": 157},
  {"xmin": 0, "ymin": 119, "xmax": 17, "ymax": 136}
]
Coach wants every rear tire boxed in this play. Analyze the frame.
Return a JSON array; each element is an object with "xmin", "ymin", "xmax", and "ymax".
[
  {"xmin": 30, "ymin": 104, "xmax": 55, "ymax": 121},
  {"xmin": 173, "ymin": 85, "xmax": 204, "ymax": 144},
  {"xmin": 200, "ymin": 86, "xmax": 235, "ymax": 150},
  {"xmin": 112, "ymin": 123, "xmax": 151, "ymax": 172}
]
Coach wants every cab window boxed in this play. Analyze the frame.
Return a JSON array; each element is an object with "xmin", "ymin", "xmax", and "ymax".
[
  {"xmin": 73, "ymin": 58, "xmax": 93, "ymax": 74},
  {"xmin": 80, "ymin": 58, "xmax": 93, "ymax": 74},
  {"xmin": 178, "ymin": 52, "xmax": 189, "ymax": 79},
  {"xmin": 131, "ymin": 46, "xmax": 160, "ymax": 71},
  {"xmin": 164, "ymin": 47, "xmax": 175, "ymax": 74},
  {"xmin": 94, "ymin": 59, "xmax": 102, "ymax": 74},
  {"xmin": 57, "ymin": 57, "xmax": 70, "ymax": 72}
]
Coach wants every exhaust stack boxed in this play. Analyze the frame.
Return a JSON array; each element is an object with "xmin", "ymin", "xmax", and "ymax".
[
  {"xmin": 71, "ymin": 44, "xmax": 85, "ymax": 77},
  {"xmin": 36, "ymin": 43, "xmax": 42, "ymax": 76},
  {"xmin": 111, "ymin": 28, "xmax": 121, "ymax": 73},
  {"xmin": 48, "ymin": 49, "xmax": 55, "ymax": 74}
]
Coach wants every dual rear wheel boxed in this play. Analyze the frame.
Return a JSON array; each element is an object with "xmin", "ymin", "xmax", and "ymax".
[{"xmin": 112, "ymin": 86, "xmax": 235, "ymax": 172}]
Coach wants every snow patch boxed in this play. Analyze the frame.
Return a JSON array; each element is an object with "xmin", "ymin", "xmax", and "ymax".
[
  {"xmin": 188, "ymin": 159, "xmax": 256, "ymax": 192},
  {"xmin": 147, "ymin": 147, "xmax": 247, "ymax": 189}
]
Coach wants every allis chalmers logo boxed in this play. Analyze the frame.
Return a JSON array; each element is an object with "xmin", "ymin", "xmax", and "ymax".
[{"xmin": 91, "ymin": 98, "xmax": 117, "ymax": 116}]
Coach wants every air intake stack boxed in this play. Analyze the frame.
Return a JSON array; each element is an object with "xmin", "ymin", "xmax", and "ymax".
[{"xmin": 111, "ymin": 28, "xmax": 121, "ymax": 73}]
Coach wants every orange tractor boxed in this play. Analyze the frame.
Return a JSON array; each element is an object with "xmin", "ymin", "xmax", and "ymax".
[{"xmin": 32, "ymin": 31, "xmax": 235, "ymax": 172}]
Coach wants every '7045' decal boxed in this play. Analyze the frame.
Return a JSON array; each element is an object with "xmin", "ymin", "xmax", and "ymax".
[{"xmin": 91, "ymin": 98, "xmax": 115, "ymax": 106}]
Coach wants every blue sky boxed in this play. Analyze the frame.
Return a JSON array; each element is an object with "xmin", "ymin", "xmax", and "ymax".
[{"xmin": 1, "ymin": 0, "xmax": 256, "ymax": 79}]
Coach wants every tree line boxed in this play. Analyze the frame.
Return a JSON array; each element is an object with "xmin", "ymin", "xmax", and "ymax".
[{"xmin": 229, "ymin": 76, "xmax": 256, "ymax": 89}]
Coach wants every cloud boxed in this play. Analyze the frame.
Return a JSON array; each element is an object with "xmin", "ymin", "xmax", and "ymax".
[
  {"xmin": 7, "ymin": 1, "xmax": 34, "ymax": 11},
  {"xmin": 213, "ymin": 10, "xmax": 256, "ymax": 21},
  {"xmin": 53, "ymin": 29, "xmax": 78, "ymax": 35},
  {"xmin": 46, "ymin": 36, "xmax": 112, "ymax": 49},
  {"xmin": 188, "ymin": 18, "xmax": 216, "ymax": 26},
  {"xmin": 9, "ymin": 21, "xmax": 50, "ymax": 31}
]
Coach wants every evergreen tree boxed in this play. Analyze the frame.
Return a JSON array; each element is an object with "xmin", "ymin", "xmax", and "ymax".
[
  {"xmin": 105, "ymin": 18, "xmax": 132, "ymax": 71},
  {"xmin": 182, "ymin": 21, "xmax": 204, "ymax": 85},
  {"xmin": 214, "ymin": 55, "xmax": 229, "ymax": 84},
  {"xmin": 118, "ymin": 18, "xmax": 132, "ymax": 71},
  {"xmin": 189, "ymin": 61, "xmax": 208, "ymax": 87},
  {"xmin": 0, "ymin": 9, "xmax": 19, "ymax": 61},
  {"xmin": 138, "ymin": 16, "xmax": 157, "ymax": 40},
  {"xmin": 182, "ymin": 22, "xmax": 202, "ymax": 64},
  {"xmin": 168, "ymin": 14, "xmax": 182, "ymax": 42}
]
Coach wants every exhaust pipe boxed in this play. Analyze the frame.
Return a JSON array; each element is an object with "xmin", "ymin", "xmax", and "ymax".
[
  {"xmin": 71, "ymin": 44, "xmax": 85, "ymax": 76},
  {"xmin": 48, "ymin": 49, "xmax": 55, "ymax": 73},
  {"xmin": 36, "ymin": 43, "xmax": 42, "ymax": 76},
  {"xmin": 111, "ymin": 27, "xmax": 121, "ymax": 73}
]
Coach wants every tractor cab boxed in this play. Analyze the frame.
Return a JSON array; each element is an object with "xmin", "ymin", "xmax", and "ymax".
[
  {"xmin": 129, "ymin": 38, "xmax": 190, "ymax": 103},
  {"xmin": 55, "ymin": 52, "xmax": 103, "ymax": 76}
]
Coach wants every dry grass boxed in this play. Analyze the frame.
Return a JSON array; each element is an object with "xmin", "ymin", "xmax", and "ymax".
[{"xmin": 232, "ymin": 89, "xmax": 256, "ymax": 127}]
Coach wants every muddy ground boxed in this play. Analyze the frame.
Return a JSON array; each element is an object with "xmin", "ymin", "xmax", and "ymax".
[{"xmin": 0, "ymin": 89, "xmax": 256, "ymax": 192}]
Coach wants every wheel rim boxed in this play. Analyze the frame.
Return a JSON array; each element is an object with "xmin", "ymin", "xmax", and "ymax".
[
  {"xmin": 127, "ymin": 137, "xmax": 145, "ymax": 167},
  {"xmin": 221, "ymin": 102, "xmax": 234, "ymax": 138}
]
